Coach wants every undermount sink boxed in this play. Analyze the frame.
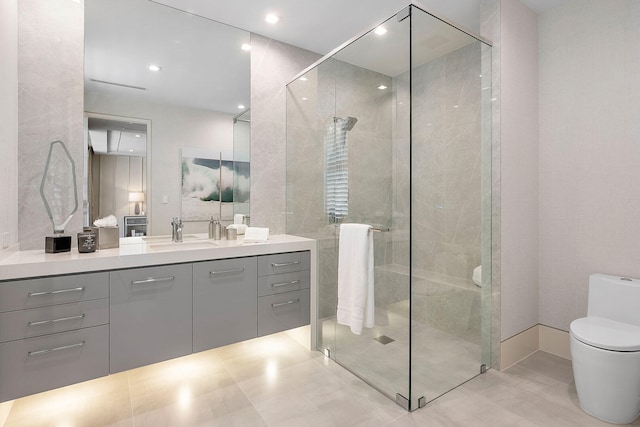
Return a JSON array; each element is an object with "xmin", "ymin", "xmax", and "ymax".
[
  {"xmin": 142, "ymin": 234, "xmax": 199, "ymax": 243},
  {"xmin": 147, "ymin": 240, "xmax": 219, "ymax": 251}
]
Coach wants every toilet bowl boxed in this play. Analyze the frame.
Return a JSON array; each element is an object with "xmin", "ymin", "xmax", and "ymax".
[{"xmin": 570, "ymin": 274, "xmax": 640, "ymax": 424}]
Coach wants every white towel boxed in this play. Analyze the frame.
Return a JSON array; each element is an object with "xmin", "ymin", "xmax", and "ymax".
[
  {"xmin": 244, "ymin": 227, "xmax": 269, "ymax": 243},
  {"xmin": 337, "ymin": 223, "xmax": 374, "ymax": 335}
]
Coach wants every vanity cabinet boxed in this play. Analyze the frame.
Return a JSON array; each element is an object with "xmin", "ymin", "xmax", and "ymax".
[
  {"xmin": 0, "ymin": 244, "xmax": 313, "ymax": 403},
  {"xmin": 193, "ymin": 257, "xmax": 257, "ymax": 352},
  {"xmin": 257, "ymin": 252, "xmax": 311, "ymax": 336},
  {"xmin": 0, "ymin": 272, "xmax": 109, "ymax": 402},
  {"xmin": 109, "ymin": 264, "xmax": 192, "ymax": 373}
]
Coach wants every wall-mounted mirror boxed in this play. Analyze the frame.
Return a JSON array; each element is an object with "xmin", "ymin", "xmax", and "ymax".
[{"xmin": 84, "ymin": 0, "xmax": 250, "ymax": 236}]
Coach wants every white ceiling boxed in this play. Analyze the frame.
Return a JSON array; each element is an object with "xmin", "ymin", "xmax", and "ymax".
[
  {"xmin": 520, "ymin": 0, "xmax": 570, "ymax": 14},
  {"xmin": 87, "ymin": 118, "xmax": 147, "ymax": 157},
  {"xmin": 85, "ymin": 0, "xmax": 250, "ymax": 115},
  {"xmin": 85, "ymin": 0, "xmax": 569, "ymax": 116},
  {"xmin": 152, "ymin": 0, "xmax": 484, "ymax": 55},
  {"xmin": 152, "ymin": 0, "xmax": 570, "ymax": 55}
]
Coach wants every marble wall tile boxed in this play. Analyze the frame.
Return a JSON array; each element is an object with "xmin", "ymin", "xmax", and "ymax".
[
  {"xmin": 410, "ymin": 42, "xmax": 484, "ymax": 282},
  {"xmin": 250, "ymin": 34, "xmax": 320, "ymax": 234},
  {"xmin": 286, "ymin": 57, "xmax": 395, "ymax": 320},
  {"xmin": 0, "ymin": 0, "xmax": 19, "ymax": 249},
  {"xmin": 18, "ymin": 0, "xmax": 84, "ymax": 250},
  {"xmin": 481, "ymin": 0, "xmax": 501, "ymax": 369}
]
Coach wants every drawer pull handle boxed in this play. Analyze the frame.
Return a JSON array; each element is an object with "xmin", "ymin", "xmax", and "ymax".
[
  {"xmin": 272, "ymin": 299, "xmax": 300, "ymax": 308},
  {"xmin": 28, "ymin": 287, "xmax": 85, "ymax": 297},
  {"xmin": 131, "ymin": 276, "xmax": 175, "ymax": 285},
  {"xmin": 271, "ymin": 280, "xmax": 300, "ymax": 288},
  {"xmin": 209, "ymin": 268, "xmax": 245, "ymax": 275},
  {"xmin": 28, "ymin": 314, "xmax": 85, "ymax": 327},
  {"xmin": 271, "ymin": 261, "xmax": 300, "ymax": 268},
  {"xmin": 28, "ymin": 341, "xmax": 85, "ymax": 357}
]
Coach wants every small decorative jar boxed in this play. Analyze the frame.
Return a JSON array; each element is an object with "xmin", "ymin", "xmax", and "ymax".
[{"xmin": 77, "ymin": 231, "xmax": 97, "ymax": 253}]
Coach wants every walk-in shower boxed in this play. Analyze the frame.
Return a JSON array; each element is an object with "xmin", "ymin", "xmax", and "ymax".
[{"xmin": 286, "ymin": 4, "xmax": 492, "ymax": 410}]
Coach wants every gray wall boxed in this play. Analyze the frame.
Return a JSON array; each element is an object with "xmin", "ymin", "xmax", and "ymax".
[
  {"xmin": 499, "ymin": 0, "xmax": 539, "ymax": 341},
  {"xmin": 538, "ymin": 0, "xmax": 640, "ymax": 331}
]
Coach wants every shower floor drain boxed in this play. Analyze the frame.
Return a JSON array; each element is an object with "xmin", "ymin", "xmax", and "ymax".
[{"xmin": 374, "ymin": 335, "xmax": 395, "ymax": 345}]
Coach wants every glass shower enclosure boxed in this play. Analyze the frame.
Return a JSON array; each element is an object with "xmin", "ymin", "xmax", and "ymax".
[{"xmin": 286, "ymin": 4, "xmax": 492, "ymax": 410}]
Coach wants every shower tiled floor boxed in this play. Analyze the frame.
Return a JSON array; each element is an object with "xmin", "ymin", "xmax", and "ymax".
[
  {"xmin": 322, "ymin": 306, "xmax": 481, "ymax": 403},
  {"xmin": 1, "ymin": 327, "xmax": 638, "ymax": 427}
]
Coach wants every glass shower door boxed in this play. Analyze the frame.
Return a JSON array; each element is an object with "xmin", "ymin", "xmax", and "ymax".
[
  {"xmin": 328, "ymin": 12, "xmax": 412, "ymax": 406},
  {"xmin": 409, "ymin": 6, "xmax": 492, "ymax": 404}
]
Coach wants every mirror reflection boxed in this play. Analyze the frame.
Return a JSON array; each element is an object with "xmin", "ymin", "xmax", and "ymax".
[
  {"xmin": 84, "ymin": 0, "xmax": 251, "ymax": 236},
  {"xmin": 233, "ymin": 109, "xmax": 251, "ymax": 223},
  {"xmin": 85, "ymin": 116, "xmax": 148, "ymax": 236}
]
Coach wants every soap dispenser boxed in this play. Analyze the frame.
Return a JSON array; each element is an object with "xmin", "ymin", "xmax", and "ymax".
[{"xmin": 210, "ymin": 217, "xmax": 222, "ymax": 240}]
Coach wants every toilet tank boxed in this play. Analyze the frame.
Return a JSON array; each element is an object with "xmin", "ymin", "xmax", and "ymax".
[{"xmin": 588, "ymin": 273, "xmax": 640, "ymax": 326}]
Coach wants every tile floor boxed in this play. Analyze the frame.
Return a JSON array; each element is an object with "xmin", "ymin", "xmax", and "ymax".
[{"xmin": 1, "ymin": 327, "xmax": 638, "ymax": 426}]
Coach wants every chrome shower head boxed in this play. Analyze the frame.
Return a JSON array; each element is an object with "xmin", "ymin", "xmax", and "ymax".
[
  {"xmin": 334, "ymin": 116, "xmax": 358, "ymax": 131},
  {"xmin": 344, "ymin": 116, "xmax": 358, "ymax": 131}
]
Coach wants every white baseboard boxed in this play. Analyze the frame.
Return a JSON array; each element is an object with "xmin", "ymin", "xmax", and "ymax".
[
  {"xmin": 500, "ymin": 325, "xmax": 539, "ymax": 369},
  {"xmin": 500, "ymin": 324, "xmax": 570, "ymax": 370},
  {"xmin": 539, "ymin": 324, "xmax": 571, "ymax": 360}
]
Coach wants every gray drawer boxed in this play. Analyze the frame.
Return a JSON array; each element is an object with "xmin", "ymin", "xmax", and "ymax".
[
  {"xmin": 109, "ymin": 264, "xmax": 192, "ymax": 374},
  {"xmin": 258, "ymin": 251, "xmax": 310, "ymax": 276},
  {"xmin": 193, "ymin": 257, "xmax": 257, "ymax": 352},
  {"xmin": 0, "ymin": 299, "xmax": 109, "ymax": 343},
  {"xmin": 258, "ymin": 270, "xmax": 310, "ymax": 297},
  {"xmin": 0, "ymin": 272, "xmax": 109, "ymax": 313},
  {"xmin": 258, "ymin": 289, "xmax": 310, "ymax": 336},
  {"xmin": 0, "ymin": 325, "xmax": 109, "ymax": 402}
]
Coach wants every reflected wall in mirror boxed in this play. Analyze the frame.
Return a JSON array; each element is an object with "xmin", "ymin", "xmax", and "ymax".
[
  {"xmin": 84, "ymin": 0, "xmax": 250, "ymax": 236},
  {"xmin": 233, "ymin": 109, "xmax": 251, "ymax": 224},
  {"xmin": 84, "ymin": 115, "xmax": 148, "ymax": 237}
]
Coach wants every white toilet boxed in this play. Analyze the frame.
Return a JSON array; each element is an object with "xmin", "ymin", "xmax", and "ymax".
[{"xmin": 570, "ymin": 273, "xmax": 640, "ymax": 424}]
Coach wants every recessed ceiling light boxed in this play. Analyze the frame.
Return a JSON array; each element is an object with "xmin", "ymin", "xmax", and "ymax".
[
  {"xmin": 299, "ymin": 76, "xmax": 308, "ymax": 81},
  {"xmin": 238, "ymin": 104, "xmax": 246, "ymax": 109},
  {"xmin": 241, "ymin": 43, "xmax": 251, "ymax": 51},
  {"xmin": 265, "ymin": 13, "xmax": 280, "ymax": 24},
  {"xmin": 149, "ymin": 64, "xmax": 162, "ymax": 72},
  {"xmin": 374, "ymin": 26, "xmax": 387, "ymax": 36},
  {"xmin": 135, "ymin": 134, "xmax": 141, "ymax": 138},
  {"xmin": 301, "ymin": 97, "xmax": 308, "ymax": 101},
  {"xmin": 378, "ymin": 85, "xmax": 387, "ymax": 90},
  {"xmin": 129, "ymin": 149, "xmax": 134, "ymax": 152}
]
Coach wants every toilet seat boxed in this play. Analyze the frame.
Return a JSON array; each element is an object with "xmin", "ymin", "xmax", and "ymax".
[{"xmin": 571, "ymin": 316, "xmax": 640, "ymax": 352}]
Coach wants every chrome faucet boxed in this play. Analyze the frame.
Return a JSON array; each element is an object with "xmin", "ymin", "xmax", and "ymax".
[{"xmin": 171, "ymin": 217, "xmax": 183, "ymax": 242}]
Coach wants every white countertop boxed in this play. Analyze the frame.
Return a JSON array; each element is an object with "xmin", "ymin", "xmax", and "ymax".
[{"xmin": 0, "ymin": 234, "xmax": 316, "ymax": 281}]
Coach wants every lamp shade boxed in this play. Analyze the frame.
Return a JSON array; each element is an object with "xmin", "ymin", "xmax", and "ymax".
[{"xmin": 128, "ymin": 192, "xmax": 145, "ymax": 202}]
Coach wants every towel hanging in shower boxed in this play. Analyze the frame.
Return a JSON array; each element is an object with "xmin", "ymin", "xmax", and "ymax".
[{"xmin": 337, "ymin": 223, "xmax": 374, "ymax": 335}]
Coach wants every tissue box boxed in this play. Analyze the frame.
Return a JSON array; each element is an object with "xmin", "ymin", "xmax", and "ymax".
[{"xmin": 96, "ymin": 226, "xmax": 119, "ymax": 250}]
